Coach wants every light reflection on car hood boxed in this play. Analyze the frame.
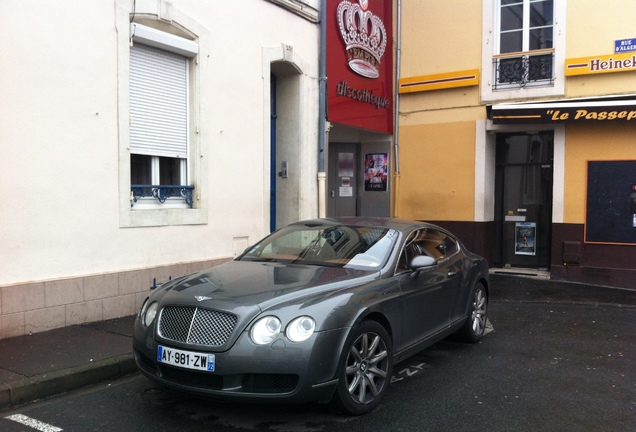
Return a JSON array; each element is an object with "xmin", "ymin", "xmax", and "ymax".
[{"xmin": 158, "ymin": 260, "xmax": 377, "ymax": 311}]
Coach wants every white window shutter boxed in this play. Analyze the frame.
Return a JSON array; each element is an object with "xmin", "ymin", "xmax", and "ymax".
[{"xmin": 130, "ymin": 44, "xmax": 188, "ymax": 159}]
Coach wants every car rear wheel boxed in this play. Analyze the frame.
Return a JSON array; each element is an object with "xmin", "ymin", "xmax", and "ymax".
[
  {"xmin": 330, "ymin": 320, "xmax": 393, "ymax": 415},
  {"xmin": 457, "ymin": 282, "xmax": 488, "ymax": 343}
]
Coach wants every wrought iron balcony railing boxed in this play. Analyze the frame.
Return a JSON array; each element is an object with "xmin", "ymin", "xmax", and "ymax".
[
  {"xmin": 493, "ymin": 50, "xmax": 554, "ymax": 90},
  {"xmin": 131, "ymin": 185, "xmax": 194, "ymax": 208}
]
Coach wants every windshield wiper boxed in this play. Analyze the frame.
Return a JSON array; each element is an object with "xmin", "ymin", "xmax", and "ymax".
[{"xmin": 239, "ymin": 257, "xmax": 279, "ymax": 262}]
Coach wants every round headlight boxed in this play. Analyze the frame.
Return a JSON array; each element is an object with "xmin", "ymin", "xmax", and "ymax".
[
  {"xmin": 250, "ymin": 316, "xmax": 282, "ymax": 345},
  {"xmin": 144, "ymin": 302, "xmax": 158, "ymax": 327},
  {"xmin": 286, "ymin": 316, "xmax": 316, "ymax": 342}
]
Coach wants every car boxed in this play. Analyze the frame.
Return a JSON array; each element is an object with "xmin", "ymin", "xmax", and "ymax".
[{"xmin": 133, "ymin": 217, "xmax": 489, "ymax": 415}]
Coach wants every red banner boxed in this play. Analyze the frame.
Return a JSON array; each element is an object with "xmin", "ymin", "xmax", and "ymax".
[{"xmin": 326, "ymin": 0, "xmax": 393, "ymax": 134}]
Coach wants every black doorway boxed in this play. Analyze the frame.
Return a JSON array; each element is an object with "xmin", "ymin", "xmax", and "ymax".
[{"xmin": 494, "ymin": 132, "xmax": 554, "ymax": 269}]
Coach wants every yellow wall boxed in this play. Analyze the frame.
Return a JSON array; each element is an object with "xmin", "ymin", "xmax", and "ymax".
[
  {"xmin": 566, "ymin": 0, "xmax": 636, "ymax": 58},
  {"xmin": 399, "ymin": 87, "xmax": 485, "ymax": 125},
  {"xmin": 400, "ymin": 1, "xmax": 482, "ymax": 77},
  {"xmin": 564, "ymin": 123, "xmax": 636, "ymax": 224},
  {"xmin": 396, "ymin": 0, "xmax": 636, "ymax": 227},
  {"xmin": 397, "ymin": 122, "xmax": 476, "ymax": 221},
  {"xmin": 566, "ymin": 74, "xmax": 636, "ymax": 99},
  {"xmin": 565, "ymin": 0, "xmax": 636, "ymax": 97},
  {"xmin": 397, "ymin": 1, "xmax": 483, "ymax": 222}
]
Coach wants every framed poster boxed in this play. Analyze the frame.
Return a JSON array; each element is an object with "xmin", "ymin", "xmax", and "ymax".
[
  {"xmin": 364, "ymin": 153, "xmax": 388, "ymax": 191},
  {"xmin": 515, "ymin": 222, "xmax": 536, "ymax": 256}
]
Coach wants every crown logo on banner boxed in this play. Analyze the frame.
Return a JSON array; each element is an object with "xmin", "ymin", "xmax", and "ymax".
[{"xmin": 337, "ymin": 0, "xmax": 387, "ymax": 79}]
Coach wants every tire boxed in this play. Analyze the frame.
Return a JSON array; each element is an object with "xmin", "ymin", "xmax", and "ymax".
[
  {"xmin": 330, "ymin": 320, "xmax": 393, "ymax": 416},
  {"xmin": 456, "ymin": 282, "xmax": 488, "ymax": 343}
]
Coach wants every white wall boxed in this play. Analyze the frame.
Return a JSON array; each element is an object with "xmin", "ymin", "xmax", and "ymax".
[{"xmin": 0, "ymin": 0, "xmax": 320, "ymax": 336}]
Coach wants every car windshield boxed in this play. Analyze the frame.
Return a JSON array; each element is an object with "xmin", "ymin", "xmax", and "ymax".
[{"xmin": 239, "ymin": 224, "xmax": 399, "ymax": 269}]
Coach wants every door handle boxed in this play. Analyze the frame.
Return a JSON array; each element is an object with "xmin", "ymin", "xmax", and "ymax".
[
  {"xmin": 330, "ymin": 190, "xmax": 335, "ymax": 198},
  {"xmin": 447, "ymin": 271, "xmax": 457, "ymax": 278}
]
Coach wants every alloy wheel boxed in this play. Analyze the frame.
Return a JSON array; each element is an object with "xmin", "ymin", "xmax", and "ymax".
[
  {"xmin": 471, "ymin": 287, "xmax": 487, "ymax": 336},
  {"xmin": 344, "ymin": 331, "xmax": 390, "ymax": 404}
]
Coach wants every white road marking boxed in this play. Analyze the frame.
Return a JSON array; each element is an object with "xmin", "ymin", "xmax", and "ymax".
[
  {"xmin": 485, "ymin": 318, "xmax": 494, "ymax": 335},
  {"xmin": 5, "ymin": 414, "xmax": 63, "ymax": 432}
]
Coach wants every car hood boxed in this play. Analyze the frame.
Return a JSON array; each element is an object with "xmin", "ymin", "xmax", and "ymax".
[{"xmin": 157, "ymin": 260, "xmax": 377, "ymax": 314}]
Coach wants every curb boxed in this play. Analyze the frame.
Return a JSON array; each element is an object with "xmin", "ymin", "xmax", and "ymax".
[{"xmin": 0, "ymin": 354, "xmax": 137, "ymax": 408}]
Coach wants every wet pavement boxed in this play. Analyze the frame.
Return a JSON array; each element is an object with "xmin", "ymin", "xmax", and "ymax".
[{"xmin": 1, "ymin": 273, "xmax": 635, "ymax": 409}]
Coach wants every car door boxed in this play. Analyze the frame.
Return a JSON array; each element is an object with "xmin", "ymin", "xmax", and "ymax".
[{"xmin": 396, "ymin": 229, "xmax": 461, "ymax": 351}]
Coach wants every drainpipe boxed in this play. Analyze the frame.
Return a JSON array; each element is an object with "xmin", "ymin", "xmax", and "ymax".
[
  {"xmin": 317, "ymin": 0, "xmax": 328, "ymax": 217},
  {"xmin": 393, "ymin": 0, "xmax": 402, "ymax": 218}
]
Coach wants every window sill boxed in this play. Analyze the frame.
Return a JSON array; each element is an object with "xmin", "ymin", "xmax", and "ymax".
[
  {"xmin": 121, "ymin": 185, "xmax": 206, "ymax": 228},
  {"xmin": 120, "ymin": 206, "xmax": 208, "ymax": 228}
]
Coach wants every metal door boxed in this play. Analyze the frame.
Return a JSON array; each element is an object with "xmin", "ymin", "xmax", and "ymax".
[
  {"xmin": 327, "ymin": 143, "xmax": 358, "ymax": 217},
  {"xmin": 494, "ymin": 132, "xmax": 553, "ymax": 269},
  {"xmin": 396, "ymin": 228, "xmax": 461, "ymax": 349}
]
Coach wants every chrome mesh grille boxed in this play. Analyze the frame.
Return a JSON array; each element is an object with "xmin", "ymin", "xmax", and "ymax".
[{"xmin": 158, "ymin": 306, "xmax": 238, "ymax": 346}]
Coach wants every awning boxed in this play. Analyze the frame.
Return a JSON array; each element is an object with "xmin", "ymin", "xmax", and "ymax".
[{"xmin": 487, "ymin": 94, "xmax": 636, "ymax": 124}]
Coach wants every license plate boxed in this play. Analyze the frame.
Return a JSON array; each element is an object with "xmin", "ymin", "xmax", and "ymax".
[{"xmin": 157, "ymin": 345, "xmax": 216, "ymax": 372}]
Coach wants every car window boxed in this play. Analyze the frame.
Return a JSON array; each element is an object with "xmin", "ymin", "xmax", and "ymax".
[
  {"xmin": 396, "ymin": 230, "xmax": 420, "ymax": 272},
  {"xmin": 396, "ymin": 228, "xmax": 459, "ymax": 272},
  {"xmin": 239, "ymin": 224, "xmax": 398, "ymax": 270},
  {"xmin": 417, "ymin": 229, "xmax": 454, "ymax": 260}
]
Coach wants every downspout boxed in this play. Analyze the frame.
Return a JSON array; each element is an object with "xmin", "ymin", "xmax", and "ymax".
[
  {"xmin": 393, "ymin": 0, "xmax": 402, "ymax": 218},
  {"xmin": 317, "ymin": 0, "xmax": 328, "ymax": 218}
]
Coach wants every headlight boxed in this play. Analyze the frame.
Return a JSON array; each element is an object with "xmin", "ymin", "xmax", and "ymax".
[
  {"xmin": 143, "ymin": 302, "xmax": 158, "ymax": 327},
  {"xmin": 250, "ymin": 316, "xmax": 282, "ymax": 345},
  {"xmin": 139, "ymin": 298, "xmax": 149, "ymax": 318},
  {"xmin": 286, "ymin": 316, "xmax": 315, "ymax": 342}
]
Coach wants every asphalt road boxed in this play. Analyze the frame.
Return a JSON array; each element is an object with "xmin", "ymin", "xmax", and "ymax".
[{"xmin": 1, "ymin": 299, "xmax": 634, "ymax": 432}]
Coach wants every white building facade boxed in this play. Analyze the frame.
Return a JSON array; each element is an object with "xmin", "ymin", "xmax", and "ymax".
[{"xmin": 0, "ymin": 0, "xmax": 321, "ymax": 339}]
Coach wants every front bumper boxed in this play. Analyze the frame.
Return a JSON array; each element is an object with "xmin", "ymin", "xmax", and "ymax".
[{"xmin": 133, "ymin": 317, "xmax": 349, "ymax": 404}]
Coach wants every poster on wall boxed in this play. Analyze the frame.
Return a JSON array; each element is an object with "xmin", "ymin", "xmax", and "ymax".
[
  {"xmin": 339, "ymin": 177, "xmax": 353, "ymax": 197},
  {"xmin": 515, "ymin": 222, "xmax": 536, "ymax": 256},
  {"xmin": 338, "ymin": 153, "xmax": 354, "ymax": 177},
  {"xmin": 364, "ymin": 153, "xmax": 388, "ymax": 191}
]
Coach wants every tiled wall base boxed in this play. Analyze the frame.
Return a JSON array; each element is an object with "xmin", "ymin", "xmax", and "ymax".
[{"xmin": 0, "ymin": 258, "xmax": 229, "ymax": 340}]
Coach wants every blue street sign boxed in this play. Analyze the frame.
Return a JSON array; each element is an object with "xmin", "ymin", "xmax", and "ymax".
[{"xmin": 615, "ymin": 38, "xmax": 636, "ymax": 53}]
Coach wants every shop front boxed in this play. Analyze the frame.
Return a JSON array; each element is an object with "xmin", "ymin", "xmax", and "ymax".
[
  {"xmin": 325, "ymin": 0, "xmax": 394, "ymax": 218},
  {"xmin": 488, "ymin": 95, "xmax": 636, "ymax": 288}
]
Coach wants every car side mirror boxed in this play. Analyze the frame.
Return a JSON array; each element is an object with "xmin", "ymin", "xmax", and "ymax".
[{"xmin": 409, "ymin": 255, "xmax": 436, "ymax": 275}]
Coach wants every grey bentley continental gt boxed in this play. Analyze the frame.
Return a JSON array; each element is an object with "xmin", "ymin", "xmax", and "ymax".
[{"xmin": 133, "ymin": 217, "xmax": 489, "ymax": 415}]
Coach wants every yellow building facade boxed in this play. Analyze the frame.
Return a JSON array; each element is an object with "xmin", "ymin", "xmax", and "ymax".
[{"xmin": 395, "ymin": 0, "xmax": 636, "ymax": 288}]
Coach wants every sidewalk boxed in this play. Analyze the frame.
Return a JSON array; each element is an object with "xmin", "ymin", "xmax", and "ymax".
[
  {"xmin": 0, "ymin": 313, "xmax": 137, "ymax": 408},
  {"xmin": 1, "ymin": 273, "xmax": 635, "ymax": 408}
]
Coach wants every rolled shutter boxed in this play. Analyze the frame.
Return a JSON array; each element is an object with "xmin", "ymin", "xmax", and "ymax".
[{"xmin": 130, "ymin": 43, "xmax": 188, "ymax": 159}]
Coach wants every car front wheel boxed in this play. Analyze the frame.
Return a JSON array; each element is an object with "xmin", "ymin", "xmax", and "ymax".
[
  {"xmin": 330, "ymin": 320, "xmax": 393, "ymax": 415},
  {"xmin": 457, "ymin": 282, "xmax": 488, "ymax": 343}
]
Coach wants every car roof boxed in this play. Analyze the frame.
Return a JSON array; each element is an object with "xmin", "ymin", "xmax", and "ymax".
[{"xmin": 289, "ymin": 217, "xmax": 439, "ymax": 234}]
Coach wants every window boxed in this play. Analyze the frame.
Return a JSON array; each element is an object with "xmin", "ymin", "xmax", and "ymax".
[
  {"xmin": 494, "ymin": 0, "xmax": 554, "ymax": 89},
  {"xmin": 239, "ymin": 224, "xmax": 396, "ymax": 269},
  {"xmin": 117, "ymin": 2, "xmax": 209, "ymax": 227},
  {"xmin": 129, "ymin": 24, "xmax": 197, "ymax": 209},
  {"xmin": 397, "ymin": 229, "xmax": 459, "ymax": 272}
]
